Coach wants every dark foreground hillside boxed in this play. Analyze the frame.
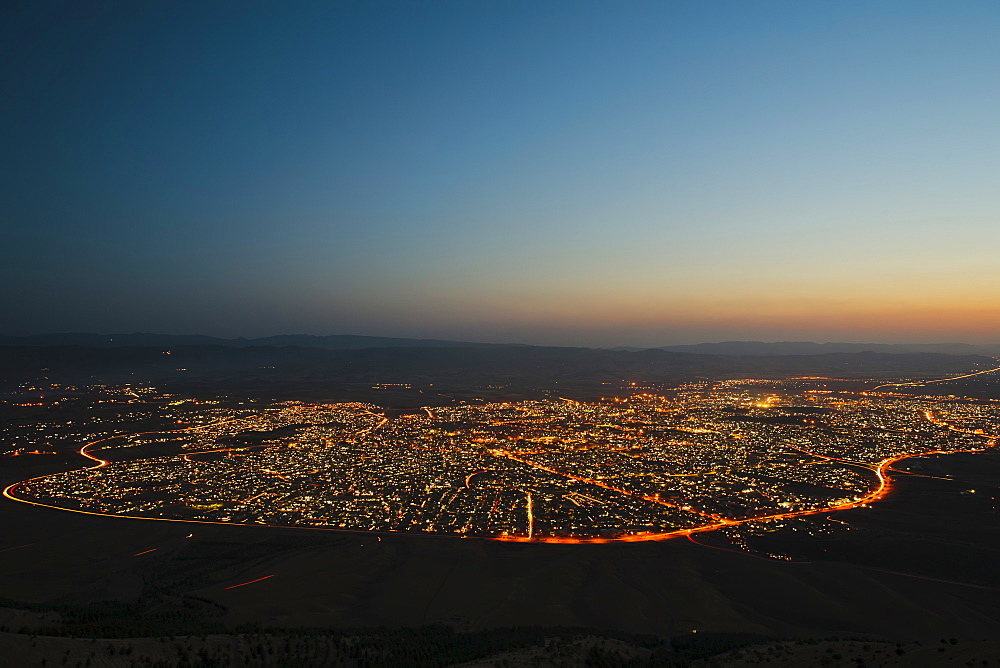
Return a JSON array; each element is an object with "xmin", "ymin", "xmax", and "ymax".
[
  {"xmin": 1, "ymin": 448, "xmax": 1000, "ymax": 666},
  {"xmin": 2, "ymin": 628, "xmax": 999, "ymax": 666}
]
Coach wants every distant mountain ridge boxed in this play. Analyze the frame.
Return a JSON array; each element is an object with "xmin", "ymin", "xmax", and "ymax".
[
  {"xmin": 0, "ymin": 332, "xmax": 512, "ymax": 350},
  {"xmin": 2, "ymin": 334, "xmax": 998, "ymax": 357},
  {"xmin": 655, "ymin": 341, "xmax": 1000, "ymax": 357}
]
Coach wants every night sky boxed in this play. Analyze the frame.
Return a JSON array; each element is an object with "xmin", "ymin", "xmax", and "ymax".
[{"xmin": 3, "ymin": 1, "xmax": 999, "ymax": 347}]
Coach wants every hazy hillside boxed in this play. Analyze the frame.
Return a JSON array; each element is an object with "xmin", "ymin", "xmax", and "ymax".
[
  {"xmin": 1, "ymin": 345, "xmax": 994, "ymax": 403},
  {"xmin": 657, "ymin": 341, "xmax": 1000, "ymax": 356}
]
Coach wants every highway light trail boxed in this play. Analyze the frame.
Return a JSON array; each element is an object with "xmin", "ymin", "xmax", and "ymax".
[
  {"xmin": 223, "ymin": 574, "xmax": 275, "ymax": 589},
  {"xmin": 871, "ymin": 364, "xmax": 1000, "ymax": 391},
  {"xmin": 526, "ymin": 492, "xmax": 534, "ymax": 539},
  {"xmin": 464, "ymin": 469, "xmax": 490, "ymax": 488}
]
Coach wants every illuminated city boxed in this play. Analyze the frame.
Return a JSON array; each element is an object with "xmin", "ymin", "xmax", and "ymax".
[
  {"xmin": 6, "ymin": 374, "xmax": 997, "ymax": 544},
  {"xmin": 7, "ymin": 1, "xmax": 1000, "ymax": 661}
]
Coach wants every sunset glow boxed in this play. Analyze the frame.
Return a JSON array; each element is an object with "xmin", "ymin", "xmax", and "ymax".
[{"xmin": 3, "ymin": 2, "xmax": 999, "ymax": 346}]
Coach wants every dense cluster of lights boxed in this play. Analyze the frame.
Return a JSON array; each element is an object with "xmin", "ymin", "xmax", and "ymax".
[{"xmin": 6, "ymin": 376, "xmax": 998, "ymax": 543}]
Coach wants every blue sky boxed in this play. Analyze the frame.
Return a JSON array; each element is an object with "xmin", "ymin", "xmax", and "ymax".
[{"xmin": 3, "ymin": 0, "xmax": 999, "ymax": 345}]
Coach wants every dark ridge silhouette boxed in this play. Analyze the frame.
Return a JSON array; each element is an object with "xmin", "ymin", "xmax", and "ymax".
[{"xmin": 0, "ymin": 332, "xmax": 511, "ymax": 350}]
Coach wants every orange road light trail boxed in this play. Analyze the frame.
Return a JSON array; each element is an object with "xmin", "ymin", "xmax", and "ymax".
[{"xmin": 223, "ymin": 575, "xmax": 276, "ymax": 589}]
